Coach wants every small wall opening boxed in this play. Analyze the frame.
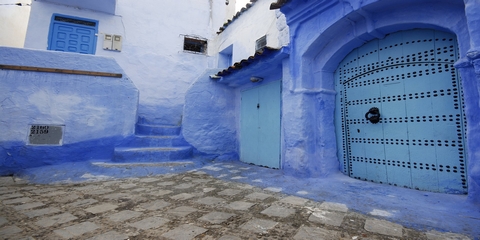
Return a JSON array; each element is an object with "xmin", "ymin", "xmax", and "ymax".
[
  {"xmin": 218, "ymin": 44, "xmax": 233, "ymax": 68},
  {"xmin": 183, "ymin": 36, "xmax": 208, "ymax": 54}
]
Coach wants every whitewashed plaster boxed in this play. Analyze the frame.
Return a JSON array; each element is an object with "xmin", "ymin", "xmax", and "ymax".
[
  {"xmin": 213, "ymin": 0, "xmax": 289, "ymax": 65},
  {"xmin": 24, "ymin": 0, "xmax": 235, "ymax": 125},
  {"xmin": 0, "ymin": 0, "xmax": 31, "ymax": 47}
]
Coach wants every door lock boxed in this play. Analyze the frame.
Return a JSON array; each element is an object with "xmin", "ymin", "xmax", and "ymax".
[{"xmin": 365, "ymin": 107, "xmax": 380, "ymax": 124}]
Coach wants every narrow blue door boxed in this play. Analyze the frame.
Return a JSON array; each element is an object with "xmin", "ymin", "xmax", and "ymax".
[
  {"xmin": 240, "ymin": 81, "xmax": 281, "ymax": 168},
  {"xmin": 335, "ymin": 29, "xmax": 467, "ymax": 194},
  {"xmin": 48, "ymin": 15, "xmax": 98, "ymax": 54}
]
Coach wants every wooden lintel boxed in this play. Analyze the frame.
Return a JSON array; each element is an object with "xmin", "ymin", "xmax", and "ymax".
[{"xmin": 0, "ymin": 64, "xmax": 123, "ymax": 78}]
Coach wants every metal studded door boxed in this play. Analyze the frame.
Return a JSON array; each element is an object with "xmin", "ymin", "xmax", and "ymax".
[
  {"xmin": 240, "ymin": 81, "xmax": 281, "ymax": 169},
  {"xmin": 48, "ymin": 15, "xmax": 98, "ymax": 54},
  {"xmin": 335, "ymin": 29, "xmax": 467, "ymax": 194}
]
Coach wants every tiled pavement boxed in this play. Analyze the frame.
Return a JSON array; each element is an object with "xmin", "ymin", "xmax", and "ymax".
[{"xmin": 0, "ymin": 170, "xmax": 473, "ymax": 239}]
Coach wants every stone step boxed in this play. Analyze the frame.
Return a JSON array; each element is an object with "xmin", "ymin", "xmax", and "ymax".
[
  {"xmin": 135, "ymin": 124, "xmax": 181, "ymax": 136},
  {"xmin": 113, "ymin": 146, "xmax": 193, "ymax": 162},
  {"xmin": 118, "ymin": 135, "xmax": 189, "ymax": 148}
]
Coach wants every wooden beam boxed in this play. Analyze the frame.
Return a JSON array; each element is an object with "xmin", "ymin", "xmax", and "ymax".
[{"xmin": 0, "ymin": 64, "xmax": 123, "ymax": 78}]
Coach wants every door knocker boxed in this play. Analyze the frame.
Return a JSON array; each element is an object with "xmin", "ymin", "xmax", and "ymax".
[{"xmin": 365, "ymin": 107, "xmax": 380, "ymax": 124}]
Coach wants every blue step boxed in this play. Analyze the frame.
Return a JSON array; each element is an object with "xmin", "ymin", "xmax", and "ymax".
[
  {"xmin": 113, "ymin": 146, "xmax": 193, "ymax": 162},
  {"xmin": 135, "ymin": 124, "xmax": 181, "ymax": 136},
  {"xmin": 118, "ymin": 135, "xmax": 189, "ymax": 148}
]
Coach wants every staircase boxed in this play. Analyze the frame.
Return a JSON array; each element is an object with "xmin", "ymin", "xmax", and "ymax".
[{"xmin": 113, "ymin": 120, "xmax": 193, "ymax": 162}]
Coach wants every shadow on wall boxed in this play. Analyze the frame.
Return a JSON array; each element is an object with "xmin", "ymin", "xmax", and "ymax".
[
  {"xmin": 0, "ymin": 137, "xmax": 124, "ymax": 176},
  {"xmin": 182, "ymin": 69, "xmax": 238, "ymax": 160}
]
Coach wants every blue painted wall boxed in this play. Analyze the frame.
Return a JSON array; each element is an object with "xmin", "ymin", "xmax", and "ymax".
[
  {"xmin": 276, "ymin": 0, "xmax": 480, "ymax": 202},
  {"xmin": 183, "ymin": 69, "xmax": 238, "ymax": 160},
  {"xmin": 0, "ymin": 47, "xmax": 139, "ymax": 175}
]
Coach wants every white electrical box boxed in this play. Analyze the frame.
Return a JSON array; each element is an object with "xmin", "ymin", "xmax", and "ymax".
[
  {"xmin": 103, "ymin": 34, "xmax": 122, "ymax": 52},
  {"xmin": 113, "ymin": 35, "xmax": 122, "ymax": 51},
  {"xmin": 103, "ymin": 34, "xmax": 113, "ymax": 50}
]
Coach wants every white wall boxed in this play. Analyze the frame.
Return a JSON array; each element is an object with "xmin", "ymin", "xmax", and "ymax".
[
  {"xmin": 24, "ymin": 0, "xmax": 235, "ymax": 125},
  {"xmin": 214, "ymin": 0, "xmax": 289, "ymax": 65},
  {"xmin": 0, "ymin": 0, "xmax": 31, "ymax": 47}
]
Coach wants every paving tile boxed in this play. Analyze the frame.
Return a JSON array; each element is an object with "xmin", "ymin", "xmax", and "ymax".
[
  {"xmin": 2, "ymin": 197, "xmax": 32, "ymax": 205},
  {"xmin": 139, "ymin": 177, "xmax": 160, "ymax": 183},
  {"xmin": 231, "ymin": 176, "xmax": 247, "ymax": 180},
  {"xmin": 279, "ymin": 196, "xmax": 309, "ymax": 206},
  {"xmin": 319, "ymin": 202, "xmax": 349, "ymax": 213},
  {"xmin": 128, "ymin": 216, "xmax": 169, "ymax": 230},
  {"xmin": 20, "ymin": 186, "xmax": 38, "ymax": 191},
  {"xmin": 161, "ymin": 224, "xmax": 207, "ymax": 240},
  {"xmin": 66, "ymin": 199, "xmax": 98, "ymax": 208},
  {"xmin": 364, "ymin": 218, "xmax": 403, "ymax": 237},
  {"xmin": 13, "ymin": 202, "xmax": 45, "ymax": 211},
  {"xmin": 195, "ymin": 197, "xmax": 225, "ymax": 205},
  {"xmin": 425, "ymin": 230, "xmax": 471, "ymax": 240},
  {"xmin": 199, "ymin": 211, "xmax": 235, "ymax": 224},
  {"xmin": 174, "ymin": 183, "xmax": 196, "ymax": 189},
  {"xmin": 202, "ymin": 188, "xmax": 216, "ymax": 193},
  {"xmin": 149, "ymin": 189, "xmax": 173, "ymax": 196},
  {"xmin": 85, "ymin": 203, "xmax": 118, "ymax": 214},
  {"xmin": 308, "ymin": 209, "xmax": 346, "ymax": 227},
  {"xmin": 237, "ymin": 184, "xmax": 255, "ymax": 189},
  {"xmin": 74, "ymin": 185, "xmax": 103, "ymax": 192},
  {"xmin": 192, "ymin": 179, "xmax": 211, "ymax": 184},
  {"xmin": 167, "ymin": 206, "xmax": 198, "ymax": 217},
  {"xmin": 88, "ymin": 189, "xmax": 114, "ymax": 195},
  {"xmin": 41, "ymin": 191, "xmax": 68, "ymax": 197},
  {"xmin": 35, "ymin": 212, "xmax": 78, "ymax": 227},
  {"xmin": 293, "ymin": 226, "xmax": 342, "ymax": 240},
  {"xmin": 132, "ymin": 188, "xmax": 147, "ymax": 192},
  {"xmin": 101, "ymin": 181, "xmax": 122, "ymax": 186},
  {"xmin": 157, "ymin": 181, "xmax": 175, "ymax": 186},
  {"xmin": 245, "ymin": 192, "xmax": 272, "ymax": 201},
  {"xmin": 217, "ymin": 189, "xmax": 242, "ymax": 196},
  {"xmin": 0, "ymin": 217, "xmax": 8, "ymax": 226},
  {"xmin": 17, "ymin": 236, "xmax": 35, "ymax": 240},
  {"xmin": 240, "ymin": 218, "xmax": 278, "ymax": 233},
  {"xmin": 226, "ymin": 201, "xmax": 255, "ymax": 211},
  {"xmin": 0, "ymin": 193, "xmax": 23, "ymax": 200},
  {"xmin": 119, "ymin": 183, "xmax": 137, "ymax": 189},
  {"xmin": 108, "ymin": 210, "xmax": 142, "ymax": 222},
  {"xmin": 139, "ymin": 200, "xmax": 171, "ymax": 210},
  {"xmin": 261, "ymin": 205, "xmax": 296, "ymax": 218},
  {"xmin": 101, "ymin": 192, "xmax": 131, "ymax": 200},
  {"xmin": 54, "ymin": 221, "xmax": 99, "ymax": 239},
  {"xmin": 170, "ymin": 193, "xmax": 195, "ymax": 200},
  {"xmin": 264, "ymin": 187, "xmax": 282, "ymax": 192},
  {"xmin": 30, "ymin": 188, "xmax": 58, "ymax": 194},
  {"xmin": 202, "ymin": 166, "xmax": 223, "ymax": 171},
  {"xmin": 24, "ymin": 207, "xmax": 61, "ymax": 218},
  {"xmin": 87, "ymin": 230, "xmax": 129, "ymax": 240},
  {"xmin": 53, "ymin": 193, "xmax": 80, "ymax": 203},
  {"xmin": 0, "ymin": 225, "xmax": 23, "ymax": 237},
  {"xmin": 218, "ymin": 235, "xmax": 242, "ymax": 240}
]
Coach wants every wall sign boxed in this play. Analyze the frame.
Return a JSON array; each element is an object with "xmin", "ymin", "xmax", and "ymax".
[{"xmin": 28, "ymin": 125, "xmax": 64, "ymax": 145}]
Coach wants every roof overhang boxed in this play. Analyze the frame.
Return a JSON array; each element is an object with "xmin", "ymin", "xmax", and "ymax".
[
  {"xmin": 39, "ymin": 0, "xmax": 116, "ymax": 14},
  {"xmin": 214, "ymin": 47, "xmax": 290, "ymax": 87}
]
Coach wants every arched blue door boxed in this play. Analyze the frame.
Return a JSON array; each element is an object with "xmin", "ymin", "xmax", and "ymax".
[{"xmin": 335, "ymin": 29, "xmax": 467, "ymax": 194}]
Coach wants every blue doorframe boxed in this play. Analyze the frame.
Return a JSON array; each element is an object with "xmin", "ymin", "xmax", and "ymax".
[{"xmin": 240, "ymin": 81, "xmax": 281, "ymax": 168}]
